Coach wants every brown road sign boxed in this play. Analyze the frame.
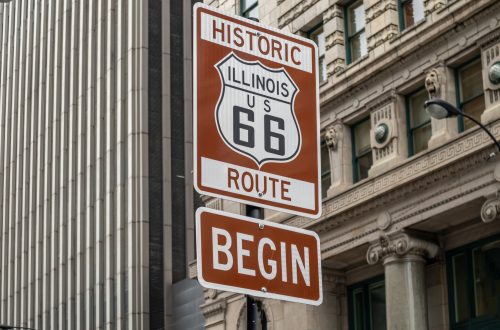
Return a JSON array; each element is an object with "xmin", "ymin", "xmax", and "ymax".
[
  {"xmin": 193, "ymin": 3, "xmax": 321, "ymax": 218},
  {"xmin": 196, "ymin": 207, "xmax": 323, "ymax": 305}
]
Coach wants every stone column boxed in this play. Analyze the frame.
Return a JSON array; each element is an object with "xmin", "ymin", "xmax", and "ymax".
[
  {"xmin": 325, "ymin": 121, "xmax": 351, "ymax": 195},
  {"xmin": 366, "ymin": 232, "xmax": 439, "ymax": 330}
]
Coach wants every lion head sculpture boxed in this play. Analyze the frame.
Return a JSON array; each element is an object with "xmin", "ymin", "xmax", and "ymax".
[{"xmin": 425, "ymin": 68, "xmax": 440, "ymax": 97}]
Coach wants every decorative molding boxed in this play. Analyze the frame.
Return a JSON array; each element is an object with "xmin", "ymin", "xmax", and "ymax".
[
  {"xmin": 366, "ymin": 0, "xmax": 398, "ymax": 23},
  {"xmin": 367, "ymin": 24, "xmax": 399, "ymax": 51},
  {"xmin": 323, "ymin": 4, "xmax": 343, "ymax": 23},
  {"xmin": 325, "ymin": 123, "xmax": 343, "ymax": 151},
  {"xmin": 206, "ymin": 197, "xmax": 223, "ymax": 210},
  {"xmin": 278, "ymin": 0, "xmax": 321, "ymax": 29},
  {"xmin": 481, "ymin": 196, "xmax": 500, "ymax": 223},
  {"xmin": 325, "ymin": 31, "xmax": 344, "ymax": 50},
  {"xmin": 366, "ymin": 232, "xmax": 439, "ymax": 265},
  {"xmin": 377, "ymin": 211, "xmax": 392, "ymax": 230},
  {"xmin": 284, "ymin": 124, "xmax": 500, "ymax": 230},
  {"xmin": 202, "ymin": 301, "xmax": 227, "ymax": 319}
]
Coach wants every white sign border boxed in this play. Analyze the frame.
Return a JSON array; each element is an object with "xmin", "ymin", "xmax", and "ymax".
[
  {"xmin": 195, "ymin": 207, "xmax": 323, "ymax": 306},
  {"xmin": 193, "ymin": 2, "xmax": 322, "ymax": 219}
]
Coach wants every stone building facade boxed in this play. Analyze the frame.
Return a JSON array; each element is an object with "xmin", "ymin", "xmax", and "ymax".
[{"xmin": 195, "ymin": 0, "xmax": 500, "ymax": 329}]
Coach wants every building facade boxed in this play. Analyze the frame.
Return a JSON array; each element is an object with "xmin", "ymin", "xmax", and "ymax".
[
  {"xmin": 195, "ymin": 0, "xmax": 500, "ymax": 329},
  {"xmin": 0, "ymin": 0, "xmax": 203, "ymax": 329}
]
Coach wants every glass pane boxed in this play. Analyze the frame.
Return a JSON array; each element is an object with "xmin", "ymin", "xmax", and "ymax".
[
  {"xmin": 353, "ymin": 289, "xmax": 365, "ymax": 330},
  {"xmin": 459, "ymin": 59, "xmax": 484, "ymax": 103},
  {"xmin": 412, "ymin": 123, "xmax": 431, "ymax": 154},
  {"xmin": 452, "ymin": 253, "xmax": 470, "ymax": 323},
  {"xmin": 348, "ymin": 0, "xmax": 365, "ymax": 35},
  {"xmin": 350, "ymin": 31, "xmax": 367, "ymax": 62},
  {"xmin": 310, "ymin": 28, "xmax": 325, "ymax": 56},
  {"xmin": 473, "ymin": 244, "xmax": 500, "ymax": 318},
  {"xmin": 241, "ymin": 0, "xmax": 258, "ymax": 12},
  {"xmin": 321, "ymin": 175, "xmax": 331, "ymax": 198},
  {"xmin": 319, "ymin": 56, "xmax": 327, "ymax": 82},
  {"xmin": 409, "ymin": 88, "xmax": 429, "ymax": 128},
  {"xmin": 243, "ymin": 4, "xmax": 259, "ymax": 19},
  {"xmin": 357, "ymin": 152, "xmax": 373, "ymax": 181},
  {"xmin": 369, "ymin": 282, "xmax": 387, "ymax": 330},
  {"xmin": 354, "ymin": 119, "xmax": 371, "ymax": 156},
  {"xmin": 462, "ymin": 95, "xmax": 485, "ymax": 130},
  {"xmin": 321, "ymin": 144, "xmax": 330, "ymax": 174},
  {"xmin": 403, "ymin": 0, "xmax": 425, "ymax": 28}
]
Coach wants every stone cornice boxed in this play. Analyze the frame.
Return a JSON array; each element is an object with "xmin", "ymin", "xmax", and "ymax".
[
  {"xmin": 202, "ymin": 300, "xmax": 227, "ymax": 319},
  {"xmin": 284, "ymin": 120, "xmax": 500, "ymax": 231},
  {"xmin": 366, "ymin": 231, "xmax": 438, "ymax": 265}
]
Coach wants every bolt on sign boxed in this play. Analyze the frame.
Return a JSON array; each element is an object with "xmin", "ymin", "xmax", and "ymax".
[
  {"xmin": 196, "ymin": 208, "xmax": 323, "ymax": 305},
  {"xmin": 193, "ymin": 3, "xmax": 321, "ymax": 218}
]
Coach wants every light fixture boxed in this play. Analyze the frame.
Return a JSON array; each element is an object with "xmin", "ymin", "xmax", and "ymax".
[{"xmin": 424, "ymin": 98, "xmax": 500, "ymax": 153}]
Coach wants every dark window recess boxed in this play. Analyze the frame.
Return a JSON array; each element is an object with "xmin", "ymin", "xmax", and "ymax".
[
  {"xmin": 456, "ymin": 57, "xmax": 485, "ymax": 132},
  {"xmin": 406, "ymin": 87, "xmax": 431, "ymax": 156},
  {"xmin": 352, "ymin": 118, "xmax": 373, "ymax": 182},
  {"xmin": 399, "ymin": 0, "xmax": 425, "ymax": 30},
  {"xmin": 345, "ymin": 0, "xmax": 367, "ymax": 63},
  {"xmin": 348, "ymin": 276, "xmax": 387, "ymax": 330}
]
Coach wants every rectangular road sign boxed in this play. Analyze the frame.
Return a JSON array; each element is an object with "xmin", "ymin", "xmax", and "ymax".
[
  {"xmin": 196, "ymin": 207, "xmax": 323, "ymax": 305},
  {"xmin": 193, "ymin": 3, "xmax": 321, "ymax": 218}
]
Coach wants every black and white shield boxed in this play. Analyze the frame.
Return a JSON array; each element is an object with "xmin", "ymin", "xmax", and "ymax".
[{"xmin": 215, "ymin": 53, "xmax": 301, "ymax": 166}]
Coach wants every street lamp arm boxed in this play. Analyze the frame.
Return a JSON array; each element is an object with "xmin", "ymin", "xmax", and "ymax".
[
  {"xmin": 458, "ymin": 110, "xmax": 500, "ymax": 152},
  {"xmin": 425, "ymin": 98, "xmax": 500, "ymax": 152}
]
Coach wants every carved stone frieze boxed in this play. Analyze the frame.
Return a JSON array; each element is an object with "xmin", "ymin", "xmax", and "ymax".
[
  {"xmin": 323, "ymin": 4, "xmax": 343, "ymax": 23},
  {"xmin": 278, "ymin": 0, "xmax": 320, "ymax": 29},
  {"xmin": 366, "ymin": 0, "xmax": 398, "ymax": 23},
  {"xmin": 367, "ymin": 24, "xmax": 399, "ymax": 51},
  {"xmin": 481, "ymin": 196, "xmax": 500, "ymax": 223},
  {"xmin": 366, "ymin": 232, "xmax": 438, "ymax": 265},
  {"xmin": 325, "ymin": 31, "xmax": 344, "ymax": 51},
  {"xmin": 325, "ymin": 123, "xmax": 343, "ymax": 151},
  {"xmin": 202, "ymin": 300, "xmax": 227, "ymax": 320}
]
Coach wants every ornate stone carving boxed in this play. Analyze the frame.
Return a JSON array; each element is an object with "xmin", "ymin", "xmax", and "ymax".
[
  {"xmin": 325, "ymin": 31, "xmax": 344, "ymax": 50},
  {"xmin": 377, "ymin": 211, "xmax": 392, "ymax": 230},
  {"xmin": 202, "ymin": 300, "xmax": 226, "ymax": 319},
  {"xmin": 366, "ymin": 0, "xmax": 398, "ymax": 23},
  {"xmin": 325, "ymin": 124, "xmax": 343, "ymax": 151},
  {"xmin": 327, "ymin": 58, "xmax": 346, "ymax": 76},
  {"xmin": 323, "ymin": 4, "xmax": 343, "ymax": 23},
  {"xmin": 367, "ymin": 24, "xmax": 399, "ymax": 52},
  {"xmin": 481, "ymin": 197, "xmax": 500, "ymax": 223},
  {"xmin": 425, "ymin": 68, "xmax": 441, "ymax": 98},
  {"xmin": 366, "ymin": 232, "xmax": 438, "ymax": 265}
]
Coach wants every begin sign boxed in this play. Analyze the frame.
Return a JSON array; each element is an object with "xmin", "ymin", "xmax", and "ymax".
[
  {"xmin": 193, "ymin": 3, "xmax": 321, "ymax": 218},
  {"xmin": 196, "ymin": 208, "xmax": 323, "ymax": 305}
]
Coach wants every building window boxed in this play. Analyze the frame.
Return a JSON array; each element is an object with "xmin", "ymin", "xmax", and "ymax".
[
  {"xmin": 345, "ymin": 0, "xmax": 367, "ymax": 64},
  {"xmin": 309, "ymin": 24, "xmax": 327, "ymax": 82},
  {"xmin": 446, "ymin": 235, "xmax": 500, "ymax": 329},
  {"xmin": 456, "ymin": 58, "xmax": 485, "ymax": 132},
  {"xmin": 352, "ymin": 118, "xmax": 372, "ymax": 182},
  {"xmin": 348, "ymin": 276, "xmax": 387, "ymax": 330},
  {"xmin": 399, "ymin": 0, "xmax": 425, "ymax": 30},
  {"xmin": 406, "ymin": 87, "xmax": 431, "ymax": 155},
  {"xmin": 321, "ymin": 141, "xmax": 331, "ymax": 198},
  {"xmin": 241, "ymin": 0, "xmax": 258, "ymax": 19}
]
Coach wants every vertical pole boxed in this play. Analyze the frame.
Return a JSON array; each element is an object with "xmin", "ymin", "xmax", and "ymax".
[{"xmin": 245, "ymin": 206, "xmax": 262, "ymax": 330}]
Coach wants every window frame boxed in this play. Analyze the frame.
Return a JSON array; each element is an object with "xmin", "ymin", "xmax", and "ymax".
[
  {"xmin": 351, "ymin": 117, "xmax": 372, "ymax": 183},
  {"xmin": 347, "ymin": 275, "xmax": 386, "ymax": 330},
  {"xmin": 454, "ymin": 56, "xmax": 485, "ymax": 133},
  {"xmin": 344, "ymin": 0, "xmax": 366, "ymax": 64},
  {"xmin": 307, "ymin": 22, "xmax": 327, "ymax": 83},
  {"xmin": 240, "ymin": 0, "xmax": 258, "ymax": 19},
  {"xmin": 405, "ymin": 86, "xmax": 432, "ymax": 156},
  {"xmin": 446, "ymin": 234, "xmax": 500, "ymax": 329},
  {"xmin": 398, "ymin": 0, "xmax": 425, "ymax": 31}
]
